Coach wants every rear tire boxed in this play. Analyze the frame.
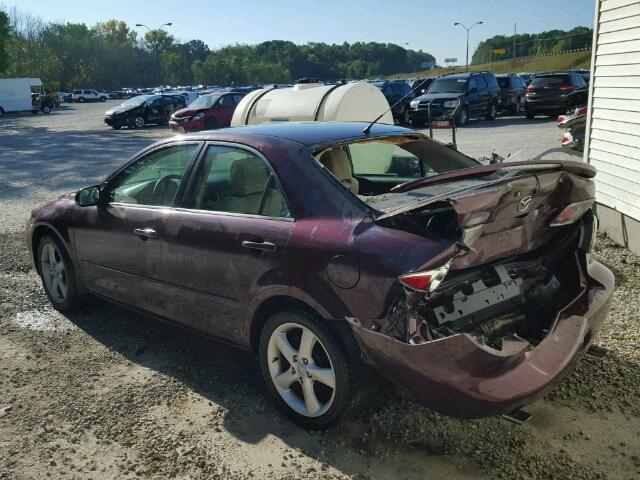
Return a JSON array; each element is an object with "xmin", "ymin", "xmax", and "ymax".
[
  {"xmin": 78, "ymin": 97, "xmax": 85, "ymax": 103},
  {"xmin": 0, "ymin": 107, "xmax": 4, "ymax": 118},
  {"xmin": 259, "ymin": 310, "xmax": 355, "ymax": 429},
  {"xmin": 525, "ymin": 110, "xmax": 535, "ymax": 119},
  {"xmin": 204, "ymin": 118, "xmax": 218, "ymax": 130},
  {"xmin": 133, "ymin": 116, "xmax": 146, "ymax": 129},
  {"xmin": 100, "ymin": 97, "xmax": 106, "ymax": 102},
  {"xmin": 511, "ymin": 98, "xmax": 521, "ymax": 115},
  {"xmin": 37, "ymin": 235, "xmax": 84, "ymax": 313}
]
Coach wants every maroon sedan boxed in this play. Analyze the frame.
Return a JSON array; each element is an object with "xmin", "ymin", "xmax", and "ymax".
[
  {"xmin": 169, "ymin": 92, "xmax": 245, "ymax": 133},
  {"xmin": 26, "ymin": 122, "xmax": 614, "ymax": 428}
]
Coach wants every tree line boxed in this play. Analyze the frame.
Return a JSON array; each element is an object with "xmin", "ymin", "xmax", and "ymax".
[
  {"xmin": 0, "ymin": 7, "xmax": 434, "ymax": 90},
  {"xmin": 471, "ymin": 27, "xmax": 593, "ymax": 64}
]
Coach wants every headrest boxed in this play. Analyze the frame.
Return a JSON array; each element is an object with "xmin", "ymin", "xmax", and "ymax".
[
  {"xmin": 319, "ymin": 149, "xmax": 352, "ymax": 181},
  {"xmin": 230, "ymin": 157, "xmax": 269, "ymax": 194}
]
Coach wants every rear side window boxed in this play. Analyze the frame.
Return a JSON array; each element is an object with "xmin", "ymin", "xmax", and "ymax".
[
  {"xmin": 483, "ymin": 74, "xmax": 499, "ymax": 89},
  {"xmin": 219, "ymin": 95, "xmax": 235, "ymax": 107},
  {"xmin": 476, "ymin": 75, "xmax": 488, "ymax": 89},
  {"xmin": 183, "ymin": 145, "xmax": 290, "ymax": 217},
  {"xmin": 530, "ymin": 75, "xmax": 570, "ymax": 87},
  {"xmin": 73, "ymin": 90, "xmax": 81, "ymax": 94},
  {"xmin": 497, "ymin": 77, "xmax": 510, "ymax": 88}
]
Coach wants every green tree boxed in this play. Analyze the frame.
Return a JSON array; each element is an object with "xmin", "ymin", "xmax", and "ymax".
[{"xmin": 0, "ymin": 10, "xmax": 9, "ymax": 73}]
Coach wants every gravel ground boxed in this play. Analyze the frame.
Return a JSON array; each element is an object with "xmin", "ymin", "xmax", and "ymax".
[{"xmin": 1, "ymin": 102, "xmax": 638, "ymax": 480}]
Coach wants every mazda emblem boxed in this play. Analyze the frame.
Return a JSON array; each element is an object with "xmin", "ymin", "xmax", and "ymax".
[{"xmin": 518, "ymin": 195, "xmax": 533, "ymax": 213}]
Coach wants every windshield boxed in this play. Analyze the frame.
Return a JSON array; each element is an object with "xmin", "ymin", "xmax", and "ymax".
[
  {"xmin": 188, "ymin": 95, "xmax": 219, "ymax": 108},
  {"xmin": 428, "ymin": 78, "xmax": 467, "ymax": 94},
  {"xmin": 121, "ymin": 95, "xmax": 150, "ymax": 107},
  {"xmin": 530, "ymin": 75, "xmax": 570, "ymax": 87}
]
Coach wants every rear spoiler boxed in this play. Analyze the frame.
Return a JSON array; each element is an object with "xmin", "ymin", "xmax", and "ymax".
[{"xmin": 391, "ymin": 160, "xmax": 596, "ymax": 194}]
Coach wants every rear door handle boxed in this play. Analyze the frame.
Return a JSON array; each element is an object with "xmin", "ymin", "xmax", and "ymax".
[
  {"xmin": 133, "ymin": 228, "xmax": 157, "ymax": 239},
  {"xmin": 241, "ymin": 240, "xmax": 277, "ymax": 252}
]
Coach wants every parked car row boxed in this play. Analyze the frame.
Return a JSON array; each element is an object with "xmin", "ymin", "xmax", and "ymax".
[{"xmin": 399, "ymin": 69, "xmax": 589, "ymax": 127}]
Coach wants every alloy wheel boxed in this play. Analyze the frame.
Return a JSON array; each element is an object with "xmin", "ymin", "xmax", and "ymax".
[
  {"xmin": 402, "ymin": 108, "xmax": 410, "ymax": 125},
  {"xmin": 134, "ymin": 116, "xmax": 145, "ymax": 128},
  {"xmin": 267, "ymin": 322, "xmax": 336, "ymax": 418},
  {"xmin": 40, "ymin": 242, "xmax": 68, "ymax": 303}
]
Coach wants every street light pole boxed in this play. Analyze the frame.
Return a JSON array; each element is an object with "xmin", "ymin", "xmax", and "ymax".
[
  {"xmin": 454, "ymin": 21, "xmax": 483, "ymax": 71},
  {"xmin": 135, "ymin": 22, "xmax": 173, "ymax": 86}
]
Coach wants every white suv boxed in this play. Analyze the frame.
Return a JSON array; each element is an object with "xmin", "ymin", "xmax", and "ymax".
[{"xmin": 72, "ymin": 89, "xmax": 107, "ymax": 103}]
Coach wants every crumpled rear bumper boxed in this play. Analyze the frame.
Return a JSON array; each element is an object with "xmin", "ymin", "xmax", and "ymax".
[{"xmin": 349, "ymin": 259, "xmax": 614, "ymax": 418}]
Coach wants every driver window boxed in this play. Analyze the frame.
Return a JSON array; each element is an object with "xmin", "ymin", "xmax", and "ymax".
[{"xmin": 108, "ymin": 144, "xmax": 198, "ymax": 207}]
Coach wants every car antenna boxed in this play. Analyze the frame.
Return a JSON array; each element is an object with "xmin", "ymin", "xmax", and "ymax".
[{"xmin": 362, "ymin": 77, "xmax": 432, "ymax": 136}]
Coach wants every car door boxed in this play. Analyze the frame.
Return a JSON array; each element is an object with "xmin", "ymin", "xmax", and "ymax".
[
  {"xmin": 466, "ymin": 77, "xmax": 481, "ymax": 116},
  {"xmin": 145, "ymin": 97, "xmax": 168, "ymax": 124},
  {"xmin": 74, "ymin": 141, "xmax": 202, "ymax": 317},
  {"xmin": 476, "ymin": 75, "xmax": 490, "ymax": 114},
  {"xmin": 216, "ymin": 94, "xmax": 236, "ymax": 126},
  {"xmin": 160, "ymin": 142, "xmax": 294, "ymax": 343}
]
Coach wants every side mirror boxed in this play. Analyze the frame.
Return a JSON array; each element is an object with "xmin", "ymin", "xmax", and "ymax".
[{"xmin": 75, "ymin": 185, "xmax": 102, "ymax": 207}]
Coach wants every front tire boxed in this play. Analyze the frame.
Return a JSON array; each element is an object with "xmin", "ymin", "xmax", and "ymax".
[
  {"xmin": 456, "ymin": 107, "xmax": 469, "ymax": 126},
  {"xmin": 38, "ymin": 235, "xmax": 83, "ymax": 313},
  {"xmin": 485, "ymin": 102, "xmax": 497, "ymax": 120},
  {"xmin": 401, "ymin": 107, "xmax": 411, "ymax": 125},
  {"xmin": 259, "ymin": 310, "xmax": 353, "ymax": 429},
  {"xmin": 525, "ymin": 109, "xmax": 535, "ymax": 119},
  {"xmin": 78, "ymin": 97, "xmax": 85, "ymax": 103}
]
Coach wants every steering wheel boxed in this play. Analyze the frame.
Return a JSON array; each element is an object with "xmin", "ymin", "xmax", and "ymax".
[{"xmin": 152, "ymin": 174, "xmax": 182, "ymax": 205}]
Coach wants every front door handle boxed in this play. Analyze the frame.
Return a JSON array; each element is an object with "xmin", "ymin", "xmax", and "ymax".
[
  {"xmin": 133, "ymin": 228, "xmax": 157, "ymax": 239},
  {"xmin": 241, "ymin": 240, "xmax": 277, "ymax": 252}
]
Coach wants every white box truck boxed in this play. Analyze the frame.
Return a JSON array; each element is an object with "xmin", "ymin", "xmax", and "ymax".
[{"xmin": 0, "ymin": 78, "xmax": 44, "ymax": 117}]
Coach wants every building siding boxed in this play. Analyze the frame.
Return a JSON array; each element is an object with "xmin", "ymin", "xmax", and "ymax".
[{"xmin": 586, "ymin": 0, "xmax": 640, "ymax": 224}]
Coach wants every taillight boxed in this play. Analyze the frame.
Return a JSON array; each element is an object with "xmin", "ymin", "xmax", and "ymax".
[
  {"xmin": 526, "ymin": 86, "xmax": 536, "ymax": 93},
  {"xmin": 557, "ymin": 115, "xmax": 567, "ymax": 125},
  {"xmin": 576, "ymin": 106, "xmax": 588, "ymax": 116},
  {"xmin": 399, "ymin": 262, "xmax": 451, "ymax": 293},
  {"xmin": 561, "ymin": 132, "xmax": 572, "ymax": 145},
  {"xmin": 549, "ymin": 199, "xmax": 595, "ymax": 227},
  {"xmin": 559, "ymin": 85, "xmax": 577, "ymax": 92}
]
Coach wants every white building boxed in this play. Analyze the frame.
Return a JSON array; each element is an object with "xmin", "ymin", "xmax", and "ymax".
[{"xmin": 585, "ymin": 0, "xmax": 640, "ymax": 253}]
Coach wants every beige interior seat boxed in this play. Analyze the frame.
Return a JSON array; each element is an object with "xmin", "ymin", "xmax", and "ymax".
[
  {"xmin": 218, "ymin": 157, "xmax": 270, "ymax": 214},
  {"xmin": 319, "ymin": 148, "xmax": 359, "ymax": 194}
]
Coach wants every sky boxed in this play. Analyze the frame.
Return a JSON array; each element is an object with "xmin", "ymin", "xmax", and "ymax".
[{"xmin": 6, "ymin": 0, "xmax": 596, "ymax": 65}]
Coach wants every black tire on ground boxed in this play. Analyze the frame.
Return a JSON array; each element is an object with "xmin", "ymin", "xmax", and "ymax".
[
  {"xmin": 411, "ymin": 119, "xmax": 424, "ymax": 128},
  {"xmin": 511, "ymin": 98, "xmax": 521, "ymax": 115},
  {"xmin": 133, "ymin": 116, "xmax": 146, "ymax": 129},
  {"xmin": 456, "ymin": 107, "xmax": 469, "ymax": 127},
  {"xmin": 525, "ymin": 110, "xmax": 535, "ymax": 119},
  {"xmin": 0, "ymin": 107, "xmax": 4, "ymax": 117},
  {"xmin": 401, "ymin": 107, "xmax": 411, "ymax": 125},
  {"xmin": 37, "ymin": 235, "xmax": 85, "ymax": 313},
  {"xmin": 258, "ymin": 310, "xmax": 356, "ymax": 429},
  {"xmin": 100, "ymin": 97, "xmax": 106, "ymax": 102},
  {"xmin": 485, "ymin": 102, "xmax": 497, "ymax": 120},
  {"xmin": 42, "ymin": 106, "xmax": 51, "ymax": 114},
  {"xmin": 111, "ymin": 125, "xmax": 121, "ymax": 130},
  {"xmin": 78, "ymin": 97, "xmax": 85, "ymax": 103}
]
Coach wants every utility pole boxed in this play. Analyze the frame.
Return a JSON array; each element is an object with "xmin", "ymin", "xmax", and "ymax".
[
  {"xmin": 513, "ymin": 21, "xmax": 517, "ymax": 61},
  {"xmin": 136, "ymin": 22, "xmax": 173, "ymax": 86},
  {"xmin": 454, "ymin": 21, "xmax": 483, "ymax": 72}
]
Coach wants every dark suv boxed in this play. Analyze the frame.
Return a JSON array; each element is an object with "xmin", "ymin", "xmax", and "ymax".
[
  {"xmin": 496, "ymin": 74, "xmax": 526, "ymax": 115},
  {"xmin": 408, "ymin": 72, "xmax": 500, "ymax": 127},
  {"xmin": 372, "ymin": 80, "xmax": 414, "ymax": 124},
  {"xmin": 524, "ymin": 72, "xmax": 588, "ymax": 119}
]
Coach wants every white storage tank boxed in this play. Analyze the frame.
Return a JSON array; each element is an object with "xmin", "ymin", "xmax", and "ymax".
[{"xmin": 231, "ymin": 81, "xmax": 393, "ymax": 126}]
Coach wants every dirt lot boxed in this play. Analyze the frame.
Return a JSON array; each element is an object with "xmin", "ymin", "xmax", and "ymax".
[{"xmin": 1, "ymin": 103, "xmax": 639, "ymax": 480}]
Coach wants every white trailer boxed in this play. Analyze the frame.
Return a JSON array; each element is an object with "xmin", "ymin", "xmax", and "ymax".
[
  {"xmin": 231, "ymin": 81, "xmax": 393, "ymax": 126},
  {"xmin": 0, "ymin": 78, "xmax": 44, "ymax": 117}
]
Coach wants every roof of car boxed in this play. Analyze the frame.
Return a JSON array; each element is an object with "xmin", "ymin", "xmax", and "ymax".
[{"xmin": 178, "ymin": 121, "xmax": 416, "ymax": 146}]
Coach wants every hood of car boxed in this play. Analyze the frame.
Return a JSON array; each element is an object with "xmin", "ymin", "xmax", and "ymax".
[
  {"xmin": 173, "ymin": 107, "xmax": 208, "ymax": 119},
  {"xmin": 414, "ymin": 92, "xmax": 464, "ymax": 103},
  {"xmin": 105, "ymin": 105, "xmax": 138, "ymax": 116}
]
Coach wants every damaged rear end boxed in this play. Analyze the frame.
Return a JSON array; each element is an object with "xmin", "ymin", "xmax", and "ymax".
[{"xmin": 350, "ymin": 160, "xmax": 615, "ymax": 418}]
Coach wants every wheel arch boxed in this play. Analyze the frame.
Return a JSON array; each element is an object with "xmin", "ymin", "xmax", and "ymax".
[
  {"xmin": 30, "ymin": 224, "xmax": 69, "ymax": 275},
  {"xmin": 247, "ymin": 294, "xmax": 362, "ymax": 362}
]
